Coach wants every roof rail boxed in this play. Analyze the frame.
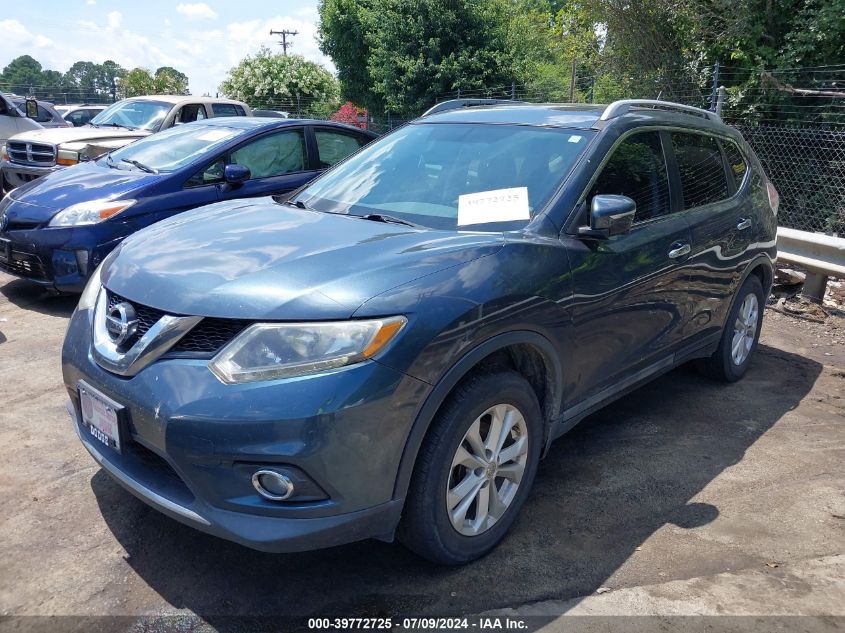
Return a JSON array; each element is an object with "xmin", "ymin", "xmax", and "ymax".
[
  {"xmin": 600, "ymin": 99, "xmax": 719, "ymax": 122},
  {"xmin": 422, "ymin": 98, "xmax": 528, "ymax": 117}
]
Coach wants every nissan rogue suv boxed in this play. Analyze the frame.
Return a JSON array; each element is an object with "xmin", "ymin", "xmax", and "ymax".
[{"xmin": 61, "ymin": 99, "xmax": 778, "ymax": 565}]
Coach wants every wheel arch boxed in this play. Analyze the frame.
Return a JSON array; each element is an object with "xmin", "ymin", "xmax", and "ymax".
[{"xmin": 391, "ymin": 330, "xmax": 563, "ymax": 503}]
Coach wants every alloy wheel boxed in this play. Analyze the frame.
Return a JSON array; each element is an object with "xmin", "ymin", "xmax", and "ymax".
[
  {"xmin": 445, "ymin": 404, "xmax": 529, "ymax": 536},
  {"xmin": 731, "ymin": 293, "xmax": 759, "ymax": 365}
]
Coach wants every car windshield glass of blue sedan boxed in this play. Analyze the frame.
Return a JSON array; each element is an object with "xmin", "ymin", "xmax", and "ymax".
[
  {"xmin": 295, "ymin": 123, "xmax": 594, "ymax": 230},
  {"xmin": 104, "ymin": 124, "xmax": 243, "ymax": 173},
  {"xmin": 90, "ymin": 100, "xmax": 171, "ymax": 131}
]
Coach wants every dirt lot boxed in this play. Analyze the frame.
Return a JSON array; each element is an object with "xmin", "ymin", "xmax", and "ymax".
[{"xmin": 0, "ymin": 271, "xmax": 843, "ymax": 631}]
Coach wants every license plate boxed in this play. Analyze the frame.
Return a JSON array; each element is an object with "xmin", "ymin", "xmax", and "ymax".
[
  {"xmin": 0, "ymin": 238, "xmax": 9, "ymax": 264},
  {"xmin": 78, "ymin": 381, "xmax": 124, "ymax": 453}
]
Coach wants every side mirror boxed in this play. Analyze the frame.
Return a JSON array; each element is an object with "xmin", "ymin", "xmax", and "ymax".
[
  {"xmin": 223, "ymin": 164, "xmax": 251, "ymax": 186},
  {"xmin": 578, "ymin": 194, "xmax": 636, "ymax": 238},
  {"xmin": 25, "ymin": 99, "xmax": 38, "ymax": 119}
]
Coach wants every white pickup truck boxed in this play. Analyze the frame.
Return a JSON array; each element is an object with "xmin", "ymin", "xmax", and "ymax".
[{"xmin": 1, "ymin": 94, "xmax": 251, "ymax": 192}]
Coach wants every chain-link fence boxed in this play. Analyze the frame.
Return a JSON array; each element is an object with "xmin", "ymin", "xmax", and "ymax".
[{"xmin": 735, "ymin": 125, "xmax": 845, "ymax": 234}]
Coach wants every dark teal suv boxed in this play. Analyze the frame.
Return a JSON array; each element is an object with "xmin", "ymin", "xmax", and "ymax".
[{"xmin": 62, "ymin": 99, "xmax": 778, "ymax": 565}]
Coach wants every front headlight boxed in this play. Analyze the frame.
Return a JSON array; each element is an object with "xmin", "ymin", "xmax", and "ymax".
[
  {"xmin": 209, "ymin": 316, "xmax": 407, "ymax": 384},
  {"xmin": 77, "ymin": 260, "xmax": 104, "ymax": 311},
  {"xmin": 56, "ymin": 149, "xmax": 80, "ymax": 166},
  {"xmin": 49, "ymin": 199, "xmax": 135, "ymax": 227}
]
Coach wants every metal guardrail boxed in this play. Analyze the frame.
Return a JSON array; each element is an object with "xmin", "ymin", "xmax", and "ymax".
[{"xmin": 776, "ymin": 227, "xmax": 845, "ymax": 302}]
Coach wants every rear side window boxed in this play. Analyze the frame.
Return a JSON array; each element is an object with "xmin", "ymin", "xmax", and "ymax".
[
  {"xmin": 212, "ymin": 103, "xmax": 245, "ymax": 117},
  {"xmin": 671, "ymin": 133, "xmax": 730, "ymax": 208},
  {"xmin": 721, "ymin": 140, "xmax": 748, "ymax": 190},
  {"xmin": 315, "ymin": 129, "xmax": 366, "ymax": 167},
  {"xmin": 588, "ymin": 131, "xmax": 670, "ymax": 223}
]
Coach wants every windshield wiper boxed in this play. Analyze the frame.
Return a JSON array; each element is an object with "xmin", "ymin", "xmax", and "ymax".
[
  {"xmin": 356, "ymin": 213, "xmax": 420, "ymax": 228},
  {"xmin": 105, "ymin": 154, "xmax": 118, "ymax": 169},
  {"xmin": 121, "ymin": 158, "xmax": 158, "ymax": 174},
  {"xmin": 102, "ymin": 122, "xmax": 138, "ymax": 130}
]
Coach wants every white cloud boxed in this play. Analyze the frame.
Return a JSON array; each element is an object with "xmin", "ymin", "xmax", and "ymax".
[
  {"xmin": 86, "ymin": 0, "xmax": 96, "ymax": 5},
  {"xmin": 176, "ymin": 3, "xmax": 218, "ymax": 21},
  {"xmin": 0, "ymin": 20, "xmax": 55, "ymax": 65},
  {"xmin": 107, "ymin": 11, "xmax": 122, "ymax": 29}
]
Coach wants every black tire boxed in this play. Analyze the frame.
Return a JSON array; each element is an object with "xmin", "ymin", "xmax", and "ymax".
[
  {"xmin": 704, "ymin": 274, "xmax": 764, "ymax": 382},
  {"xmin": 398, "ymin": 369, "xmax": 543, "ymax": 565}
]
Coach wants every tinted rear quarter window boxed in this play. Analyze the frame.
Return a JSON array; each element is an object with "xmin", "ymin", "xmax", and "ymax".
[
  {"xmin": 588, "ymin": 131, "xmax": 670, "ymax": 223},
  {"xmin": 671, "ymin": 132, "xmax": 730, "ymax": 208},
  {"xmin": 721, "ymin": 140, "xmax": 748, "ymax": 190},
  {"xmin": 212, "ymin": 103, "xmax": 245, "ymax": 117},
  {"xmin": 315, "ymin": 129, "xmax": 365, "ymax": 167}
]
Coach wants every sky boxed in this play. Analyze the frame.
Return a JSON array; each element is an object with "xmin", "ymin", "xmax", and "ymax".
[{"xmin": 0, "ymin": 0, "xmax": 334, "ymax": 96}]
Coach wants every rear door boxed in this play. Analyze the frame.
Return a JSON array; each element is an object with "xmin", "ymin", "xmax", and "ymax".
[
  {"xmin": 669, "ymin": 132, "xmax": 753, "ymax": 344},
  {"xmin": 566, "ymin": 130, "xmax": 693, "ymax": 407},
  {"xmin": 220, "ymin": 126, "xmax": 318, "ymax": 200}
]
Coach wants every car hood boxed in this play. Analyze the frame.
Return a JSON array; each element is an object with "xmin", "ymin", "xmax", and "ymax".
[
  {"xmin": 9, "ymin": 126, "xmax": 149, "ymax": 146},
  {"xmin": 103, "ymin": 199, "xmax": 504, "ymax": 320},
  {"xmin": 6, "ymin": 162, "xmax": 159, "ymax": 218}
]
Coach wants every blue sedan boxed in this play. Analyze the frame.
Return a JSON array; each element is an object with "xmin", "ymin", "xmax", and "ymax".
[{"xmin": 0, "ymin": 118, "xmax": 375, "ymax": 292}]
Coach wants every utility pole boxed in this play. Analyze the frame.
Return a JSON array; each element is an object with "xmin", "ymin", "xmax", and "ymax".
[{"xmin": 270, "ymin": 29, "xmax": 298, "ymax": 55}]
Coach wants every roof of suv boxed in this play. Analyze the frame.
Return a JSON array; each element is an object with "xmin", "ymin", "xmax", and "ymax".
[{"xmin": 421, "ymin": 100, "xmax": 730, "ymax": 134}]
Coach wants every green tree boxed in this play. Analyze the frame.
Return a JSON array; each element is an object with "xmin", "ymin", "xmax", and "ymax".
[
  {"xmin": 319, "ymin": 0, "xmax": 515, "ymax": 116},
  {"xmin": 64, "ymin": 61, "xmax": 100, "ymax": 99},
  {"xmin": 219, "ymin": 48, "xmax": 340, "ymax": 117},
  {"xmin": 154, "ymin": 66, "xmax": 189, "ymax": 94},
  {"xmin": 121, "ymin": 68, "xmax": 156, "ymax": 97},
  {"xmin": 0, "ymin": 55, "xmax": 44, "ymax": 93},
  {"xmin": 317, "ymin": 0, "xmax": 379, "ymax": 109},
  {"xmin": 97, "ymin": 60, "xmax": 127, "ymax": 99}
]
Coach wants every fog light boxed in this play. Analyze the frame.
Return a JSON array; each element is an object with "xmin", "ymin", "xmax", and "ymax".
[
  {"xmin": 51, "ymin": 249, "xmax": 78, "ymax": 277},
  {"xmin": 252, "ymin": 470, "xmax": 295, "ymax": 501}
]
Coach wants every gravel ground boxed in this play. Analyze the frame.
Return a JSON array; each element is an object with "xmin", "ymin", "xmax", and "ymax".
[{"xmin": 0, "ymin": 271, "xmax": 843, "ymax": 631}]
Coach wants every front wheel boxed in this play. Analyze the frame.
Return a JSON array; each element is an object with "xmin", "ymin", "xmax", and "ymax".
[
  {"xmin": 705, "ymin": 274, "xmax": 764, "ymax": 382},
  {"xmin": 398, "ymin": 370, "xmax": 543, "ymax": 565}
]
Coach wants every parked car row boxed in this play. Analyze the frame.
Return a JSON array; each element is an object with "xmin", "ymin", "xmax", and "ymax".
[{"xmin": 1, "ymin": 95, "xmax": 253, "ymax": 192}]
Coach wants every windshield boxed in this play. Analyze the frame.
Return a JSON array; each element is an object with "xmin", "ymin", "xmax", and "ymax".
[
  {"xmin": 90, "ymin": 99, "xmax": 171, "ymax": 131},
  {"xmin": 103, "ymin": 123, "xmax": 244, "ymax": 173},
  {"xmin": 293, "ymin": 122, "xmax": 593, "ymax": 231}
]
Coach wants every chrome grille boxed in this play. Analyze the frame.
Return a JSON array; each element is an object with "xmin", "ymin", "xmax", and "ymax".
[
  {"xmin": 106, "ymin": 290, "xmax": 250, "ymax": 356},
  {"xmin": 7, "ymin": 141, "xmax": 56, "ymax": 166}
]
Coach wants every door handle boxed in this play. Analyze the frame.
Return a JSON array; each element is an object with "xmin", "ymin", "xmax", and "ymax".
[
  {"xmin": 737, "ymin": 217, "xmax": 752, "ymax": 231},
  {"xmin": 668, "ymin": 243, "xmax": 691, "ymax": 259}
]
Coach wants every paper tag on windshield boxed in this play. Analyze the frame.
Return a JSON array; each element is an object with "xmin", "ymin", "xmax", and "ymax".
[{"xmin": 457, "ymin": 187, "xmax": 530, "ymax": 226}]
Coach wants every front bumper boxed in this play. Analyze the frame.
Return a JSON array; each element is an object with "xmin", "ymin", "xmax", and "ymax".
[
  {"xmin": 0, "ymin": 225, "xmax": 120, "ymax": 292},
  {"xmin": 0, "ymin": 159, "xmax": 61, "ymax": 189},
  {"xmin": 62, "ymin": 305, "xmax": 429, "ymax": 552}
]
